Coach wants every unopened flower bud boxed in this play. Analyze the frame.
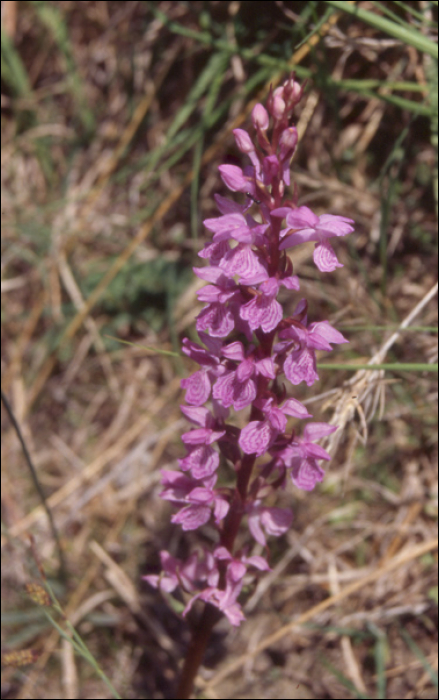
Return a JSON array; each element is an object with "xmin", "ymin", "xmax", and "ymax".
[
  {"xmin": 282, "ymin": 78, "xmax": 302, "ymax": 102},
  {"xmin": 233, "ymin": 129, "xmax": 255, "ymax": 154},
  {"xmin": 271, "ymin": 95, "xmax": 286, "ymax": 120},
  {"xmin": 273, "ymin": 86, "xmax": 284, "ymax": 98},
  {"xmin": 218, "ymin": 164, "xmax": 256, "ymax": 196},
  {"xmin": 252, "ymin": 104, "xmax": 269, "ymax": 131},
  {"xmin": 279, "ymin": 127, "xmax": 298, "ymax": 159}
]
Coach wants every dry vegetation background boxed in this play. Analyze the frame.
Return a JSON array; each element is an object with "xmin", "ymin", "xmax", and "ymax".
[{"xmin": 1, "ymin": 1, "xmax": 438, "ymax": 699}]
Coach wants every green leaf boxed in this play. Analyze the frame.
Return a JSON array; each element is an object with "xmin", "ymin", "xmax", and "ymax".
[{"xmin": 324, "ymin": 1, "xmax": 438, "ymax": 58}]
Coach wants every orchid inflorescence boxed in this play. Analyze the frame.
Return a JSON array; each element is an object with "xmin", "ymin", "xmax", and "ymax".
[{"xmin": 145, "ymin": 78, "xmax": 354, "ymax": 627}]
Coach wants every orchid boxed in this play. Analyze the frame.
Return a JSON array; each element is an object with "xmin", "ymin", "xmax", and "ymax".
[{"xmin": 145, "ymin": 76, "xmax": 354, "ymax": 696}]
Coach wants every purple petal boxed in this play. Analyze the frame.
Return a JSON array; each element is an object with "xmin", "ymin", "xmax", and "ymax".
[
  {"xmin": 285, "ymin": 206, "xmax": 319, "ymax": 228},
  {"xmin": 281, "ymin": 397, "xmax": 312, "ymax": 419},
  {"xmin": 313, "ymin": 241, "xmax": 343, "ymax": 272},
  {"xmin": 279, "ymin": 228, "xmax": 318, "ymax": 249},
  {"xmin": 235, "ymin": 358, "xmax": 255, "ymax": 383},
  {"xmin": 213, "ymin": 497, "xmax": 230, "ymax": 523},
  {"xmin": 260, "ymin": 507, "xmax": 293, "ymax": 537},
  {"xmin": 281, "ymin": 275, "xmax": 300, "ymax": 291},
  {"xmin": 240, "ymin": 295, "xmax": 283, "ymax": 333},
  {"xmin": 308, "ymin": 321, "xmax": 348, "ymax": 350},
  {"xmin": 212, "ymin": 373, "xmax": 235, "ymax": 408},
  {"xmin": 198, "ymin": 240, "xmax": 230, "ymax": 264},
  {"xmin": 220, "ymin": 244, "xmax": 267, "ymax": 282},
  {"xmin": 172, "ymin": 504, "xmax": 211, "ymax": 530},
  {"xmin": 255, "ymin": 357, "xmax": 276, "ymax": 379},
  {"xmin": 252, "ymin": 103, "xmax": 269, "ymax": 130},
  {"xmin": 182, "ymin": 427, "xmax": 225, "ymax": 445},
  {"xmin": 222, "ymin": 603, "xmax": 245, "ymax": 626},
  {"xmin": 291, "ymin": 458, "xmax": 325, "ymax": 491},
  {"xmin": 233, "ymin": 380, "xmax": 257, "ymax": 411},
  {"xmin": 317, "ymin": 214, "xmax": 354, "ymax": 237},
  {"xmin": 181, "ymin": 371, "xmax": 211, "ymax": 406},
  {"xmin": 259, "ymin": 277, "xmax": 280, "ymax": 298},
  {"xmin": 221, "ymin": 340, "xmax": 245, "ymax": 361},
  {"xmin": 180, "ymin": 404, "xmax": 211, "ymax": 426},
  {"xmin": 243, "ymin": 554, "xmax": 270, "ymax": 571},
  {"xmin": 248, "ymin": 512, "xmax": 267, "ymax": 545},
  {"xmin": 214, "ymin": 193, "xmax": 246, "ymax": 215},
  {"xmin": 219, "ymin": 164, "xmax": 256, "ymax": 196},
  {"xmin": 196, "ymin": 303, "xmax": 235, "ymax": 337},
  {"xmin": 239, "ymin": 420, "xmax": 275, "ymax": 456},
  {"xmin": 193, "ymin": 266, "xmax": 226, "ymax": 283},
  {"xmin": 267, "ymin": 406, "xmax": 287, "ymax": 433},
  {"xmin": 233, "ymin": 128, "xmax": 255, "ymax": 154},
  {"xmin": 179, "ymin": 445, "xmax": 219, "ymax": 478},
  {"xmin": 284, "ymin": 347, "xmax": 318, "ymax": 387},
  {"xmin": 304, "ymin": 442, "xmax": 332, "ymax": 461},
  {"xmin": 188, "ymin": 486, "xmax": 216, "ymax": 504},
  {"xmin": 303, "ymin": 422, "xmax": 337, "ymax": 442},
  {"xmin": 204, "ymin": 212, "xmax": 246, "ymax": 235},
  {"xmin": 271, "ymin": 206, "xmax": 292, "ymax": 218}
]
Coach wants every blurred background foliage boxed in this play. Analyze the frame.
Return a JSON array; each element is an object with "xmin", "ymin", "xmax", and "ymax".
[{"xmin": 1, "ymin": 1, "xmax": 438, "ymax": 699}]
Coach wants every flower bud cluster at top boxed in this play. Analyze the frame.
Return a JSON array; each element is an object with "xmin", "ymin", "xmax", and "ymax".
[{"xmin": 145, "ymin": 78, "xmax": 354, "ymax": 626}]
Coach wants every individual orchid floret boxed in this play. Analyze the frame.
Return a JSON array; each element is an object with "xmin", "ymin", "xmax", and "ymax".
[
  {"xmin": 269, "ymin": 79, "xmax": 304, "ymax": 124},
  {"xmin": 219, "ymin": 242, "xmax": 268, "ymax": 284},
  {"xmin": 161, "ymin": 470, "xmax": 229, "ymax": 531},
  {"xmin": 178, "ymin": 443, "xmax": 220, "ymax": 480},
  {"xmin": 260, "ymin": 154, "xmax": 280, "ymax": 186},
  {"xmin": 240, "ymin": 274, "xmax": 300, "ymax": 332},
  {"xmin": 212, "ymin": 342, "xmax": 276, "ymax": 411},
  {"xmin": 171, "ymin": 484, "xmax": 229, "ymax": 531},
  {"xmin": 143, "ymin": 549, "xmax": 215, "ymax": 594},
  {"xmin": 195, "ymin": 268, "xmax": 239, "ymax": 303},
  {"xmin": 252, "ymin": 103, "xmax": 269, "ymax": 131},
  {"xmin": 233, "ymin": 128, "xmax": 262, "ymax": 176},
  {"xmin": 183, "ymin": 547, "xmax": 270, "ymax": 626},
  {"xmin": 198, "ymin": 239, "xmax": 230, "ymax": 265},
  {"xmin": 278, "ymin": 316, "xmax": 348, "ymax": 387},
  {"xmin": 271, "ymin": 94, "xmax": 286, "ymax": 120},
  {"xmin": 239, "ymin": 396, "xmax": 312, "ymax": 456},
  {"xmin": 160, "ymin": 469, "xmax": 215, "ymax": 504},
  {"xmin": 180, "ymin": 335, "xmax": 223, "ymax": 406},
  {"xmin": 273, "ymin": 205, "xmax": 354, "ymax": 272},
  {"xmin": 279, "ymin": 422, "xmax": 338, "ymax": 491},
  {"xmin": 246, "ymin": 501, "xmax": 293, "ymax": 546},
  {"xmin": 195, "ymin": 300, "xmax": 235, "ymax": 337},
  {"xmin": 179, "ymin": 406, "xmax": 225, "ymax": 479},
  {"xmin": 203, "ymin": 211, "xmax": 269, "ymax": 246}
]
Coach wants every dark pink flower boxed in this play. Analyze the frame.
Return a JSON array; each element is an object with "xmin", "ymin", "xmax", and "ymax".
[
  {"xmin": 180, "ymin": 334, "xmax": 223, "ymax": 405},
  {"xmin": 143, "ymin": 550, "xmax": 210, "ymax": 593},
  {"xmin": 279, "ymin": 422, "xmax": 337, "ymax": 491},
  {"xmin": 247, "ymin": 501, "xmax": 293, "ymax": 546},
  {"xmin": 212, "ymin": 342, "xmax": 275, "ymax": 411},
  {"xmin": 219, "ymin": 243, "xmax": 268, "ymax": 283},
  {"xmin": 278, "ymin": 317, "xmax": 348, "ymax": 387},
  {"xmin": 239, "ymin": 397, "xmax": 312, "ymax": 456},
  {"xmin": 240, "ymin": 275, "xmax": 299, "ymax": 332},
  {"xmin": 183, "ymin": 547, "xmax": 269, "ymax": 626},
  {"xmin": 273, "ymin": 205, "xmax": 354, "ymax": 272}
]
